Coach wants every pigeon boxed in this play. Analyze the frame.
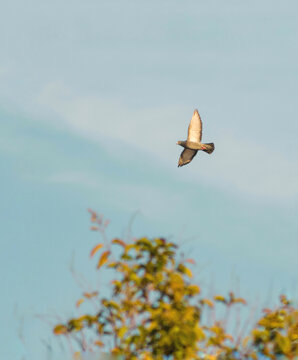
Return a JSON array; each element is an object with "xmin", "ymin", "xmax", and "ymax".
[{"xmin": 177, "ymin": 109, "xmax": 214, "ymax": 167}]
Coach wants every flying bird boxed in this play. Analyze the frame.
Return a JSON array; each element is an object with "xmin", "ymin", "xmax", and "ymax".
[{"xmin": 177, "ymin": 109, "xmax": 214, "ymax": 167}]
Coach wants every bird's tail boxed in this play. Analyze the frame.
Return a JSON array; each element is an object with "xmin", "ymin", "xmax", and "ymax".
[{"xmin": 202, "ymin": 143, "xmax": 215, "ymax": 154}]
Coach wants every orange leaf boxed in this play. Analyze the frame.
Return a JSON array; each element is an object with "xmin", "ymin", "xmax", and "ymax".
[
  {"xmin": 76, "ymin": 298, "xmax": 85, "ymax": 308},
  {"xmin": 112, "ymin": 238, "xmax": 126, "ymax": 248},
  {"xmin": 90, "ymin": 226, "xmax": 99, "ymax": 231},
  {"xmin": 262, "ymin": 308, "xmax": 272, "ymax": 314},
  {"xmin": 94, "ymin": 340, "xmax": 104, "ymax": 347},
  {"xmin": 97, "ymin": 250, "xmax": 111, "ymax": 269},
  {"xmin": 234, "ymin": 297, "xmax": 247, "ymax": 305},
  {"xmin": 90, "ymin": 243, "xmax": 104, "ymax": 258},
  {"xmin": 226, "ymin": 334, "xmax": 234, "ymax": 342},
  {"xmin": 83, "ymin": 291, "xmax": 98, "ymax": 299},
  {"xmin": 53, "ymin": 324, "xmax": 68, "ymax": 335},
  {"xmin": 185, "ymin": 258, "xmax": 196, "ymax": 265},
  {"xmin": 88, "ymin": 209, "xmax": 97, "ymax": 221}
]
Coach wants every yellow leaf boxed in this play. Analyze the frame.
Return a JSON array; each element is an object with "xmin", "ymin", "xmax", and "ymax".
[
  {"xmin": 112, "ymin": 238, "xmax": 126, "ymax": 248},
  {"xmin": 143, "ymin": 353, "xmax": 154, "ymax": 360},
  {"xmin": 214, "ymin": 295, "xmax": 226, "ymax": 303},
  {"xmin": 73, "ymin": 352, "xmax": 81, "ymax": 360},
  {"xmin": 90, "ymin": 243, "xmax": 104, "ymax": 258},
  {"xmin": 118, "ymin": 326, "xmax": 127, "ymax": 339},
  {"xmin": 188, "ymin": 284, "xmax": 200, "ymax": 295},
  {"xmin": 195, "ymin": 326, "xmax": 206, "ymax": 340},
  {"xmin": 148, "ymin": 321, "xmax": 158, "ymax": 331},
  {"xmin": 97, "ymin": 250, "xmax": 111, "ymax": 269},
  {"xmin": 76, "ymin": 298, "xmax": 85, "ymax": 308},
  {"xmin": 201, "ymin": 298, "xmax": 214, "ymax": 308},
  {"xmin": 184, "ymin": 267, "xmax": 193, "ymax": 278},
  {"xmin": 111, "ymin": 347, "xmax": 121, "ymax": 354},
  {"xmin": 108, "ymin": 262, "xmax": 117, "ymax": 268},
  {"xmin": 242, "ymin": 335, "xmax": 250, "ymax": 348}
]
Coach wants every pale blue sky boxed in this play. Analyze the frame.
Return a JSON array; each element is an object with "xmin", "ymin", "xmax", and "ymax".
[{"xmin": 1, "ymin": 1, "xmax": 297, "ymax": 359}]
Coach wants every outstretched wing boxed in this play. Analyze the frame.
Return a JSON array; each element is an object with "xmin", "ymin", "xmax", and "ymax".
[
  {"xmin": 187, "ymin": 109, "xmax": 202, "ymax": 143},
  {"xmin": 178, "ymin": 149, "xmax": 198, "ymax": 167}
]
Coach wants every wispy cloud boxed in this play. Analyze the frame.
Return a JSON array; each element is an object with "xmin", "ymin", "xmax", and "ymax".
[
  {"xmin": 36, "ymin": 82, "xmax": 298, "ymax": 200},
  {"xmin": 47, "ymin": 171, "xmax": 101, "ymax": 188},
  {"xmin": 195, "ymin": 135, "xmax": 298, "ymax": 199},
  {"xmin": 0, "ymin": 66, "xmax": 9, "ymax": 77},
  {"xmin": 36, "ymin": 81, "xmax": 182, "ymax": 160},
  {"xmin": 45, "ymin": 169, "xmax": 183, "ymax": 223}
]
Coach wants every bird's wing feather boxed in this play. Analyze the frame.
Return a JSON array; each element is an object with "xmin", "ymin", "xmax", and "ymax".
[
  {"xmin": 187, "ymin": 109, "xmax": 202, "ymax": 143},
  {"xmin": 178, "ymin": 149, "xmax": 198, "ymax": 167}
]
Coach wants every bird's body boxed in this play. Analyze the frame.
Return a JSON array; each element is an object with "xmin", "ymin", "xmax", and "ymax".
[
  {"xmin": 177, "ymin": 140, "xmax": 214, "ymax": 151},
  {"xmin": 177, "ymin": 109, "xmax": 214, "ymax": 167}
]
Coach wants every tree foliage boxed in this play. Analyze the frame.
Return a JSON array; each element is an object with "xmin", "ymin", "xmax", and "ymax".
[{"xmin": 54, "ymin": 210, "xmax": 298, "ymax": 360}]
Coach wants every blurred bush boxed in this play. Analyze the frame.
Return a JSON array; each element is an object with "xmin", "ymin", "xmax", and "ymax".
[{"xmin": 54, "ymin": 210, "xmax": 297, "ymax": 360}]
